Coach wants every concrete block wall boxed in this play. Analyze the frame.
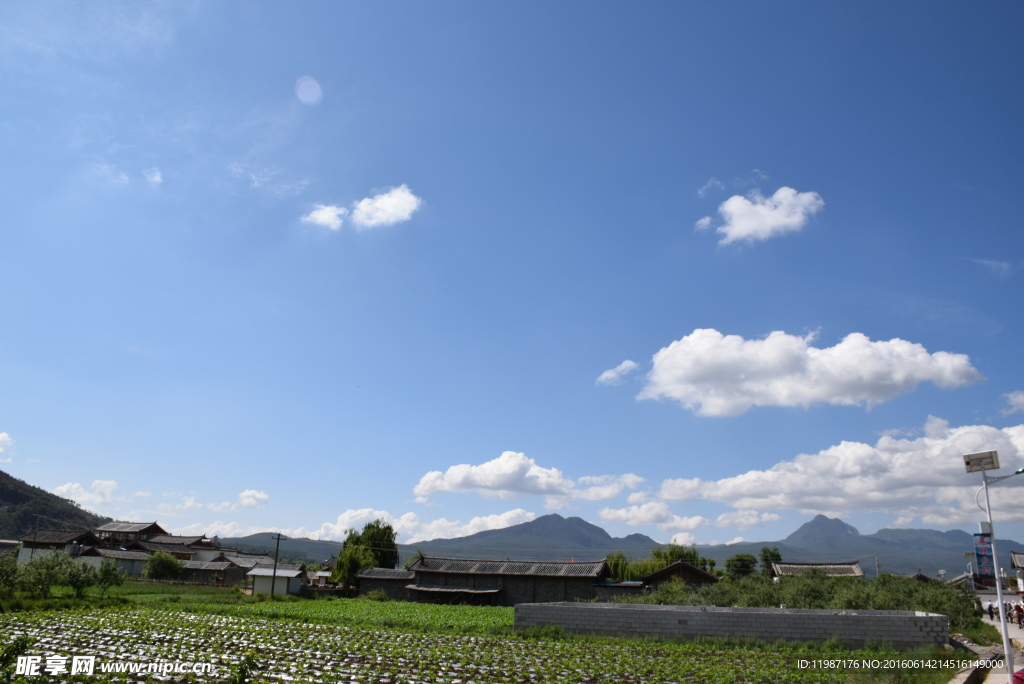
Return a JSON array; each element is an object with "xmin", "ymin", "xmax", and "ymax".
[{"xmin": 514, "ymin": 603, "xmax": 948, "ymax": 651}]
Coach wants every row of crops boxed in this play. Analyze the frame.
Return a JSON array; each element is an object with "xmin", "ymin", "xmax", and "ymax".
[
  {"xmin": 0, "ymin": 609, "xmax": 860, "ymax": 683},
  {"xmin": 152, "ymin": 597, "xmax": 515, "ymax": 633}
]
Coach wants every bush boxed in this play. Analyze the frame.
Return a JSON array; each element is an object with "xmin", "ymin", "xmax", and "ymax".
[
  {"xmin": 18, "ymin": 551, "xmax": 73, "ymax": 598},
  {"xmin": 97, "ymin": 557, "xmax": 125, "ymax": 597},
  {"xmin": 0, "ymin": 553, "xmax": 17, "ymax": 599},
  {"xmin": 144, "ymin": 552, "xmax": 184, "ymax": 580},
  {"xmin": 65, "ymin": 561, "xmax": 97, "ymax": 599},
  {"xmin": 362, "ymin": 588, "xmax": 391, "ymax": 601}
]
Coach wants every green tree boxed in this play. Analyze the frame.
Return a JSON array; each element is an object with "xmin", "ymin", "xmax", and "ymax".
[
  {"xmin": 650, "ymin": 544, "xmax": 701, "ymax": 565},
  {"xmin": 758, "ymin": 546, "xmax": 782, "ymax": 575},
  {"xmin": 96, "ymin": 557, "xmax": 125, "ymax": 597},
  {"xmin": 329, "ymin": 529, "xmax": 375, "ymax": 592},
  {"xmin": 358, "ymin": 518, "xmax": 399, "ymax": 569},
  {"xmin": 724, "ymin": 553, "xmax": 758, "ymax": 579},
  {"xmin": 65, "ymin": 561, "xmax": 97, "ymax": 598},
  {"xmin": 18, "ymin": 550, "xmax": 74, "ymax": 598},
  {"xmin": 143, "ymin": 552, "xmax": 184, "ymax": 580},
  {"xmin": 0, "ymin": 552, "xmax": 17, "ymax": 598}
]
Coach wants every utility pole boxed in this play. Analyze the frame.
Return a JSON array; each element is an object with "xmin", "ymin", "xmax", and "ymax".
[{"xmin": 270, "ymin": 533, "xmax": 287, "ymax": 597}]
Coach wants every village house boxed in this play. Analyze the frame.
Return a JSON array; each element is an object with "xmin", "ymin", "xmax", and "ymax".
[
  {"xmin": 403, "ymin": 556, "xmax": 611, "ymax": 606},
  {"xmin": 770, "ymin": 561, "xmax": 864, "ymax": 579},
  {"xmin": 248, "ymin": 565, "xmax": 304, "ymax": 595},
  {"xmin": 17, "ymin": 530, "xmax": 102, "ymax": 563},
  {"xmin": 356, "ymin": 567, "xmax": 415, "ymax": 600}
]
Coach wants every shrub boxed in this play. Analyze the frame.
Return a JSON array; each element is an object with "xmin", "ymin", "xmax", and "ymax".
[
  {"xmin": 143, "ymin": 552, "xmax": 184, "ymax": 580},
  {"xmin": 0, "ymin": 553, "xmax": 17, "ymax": 599},
  {"xmin": 96, "ymin": 557, "xmax": 125, "ymax": 597},
  {"xmin": 18, "ymin": 551, "xmax": 73, "ymax": 598},
  {"xmin": 65, "ymin": 561, "xmax": 97, "ymax": 599}
]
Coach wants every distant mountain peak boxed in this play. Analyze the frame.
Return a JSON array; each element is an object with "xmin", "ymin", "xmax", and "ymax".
[{"xmin": 784, "ymin": 515, "xmax": 861, "ymax": 549}]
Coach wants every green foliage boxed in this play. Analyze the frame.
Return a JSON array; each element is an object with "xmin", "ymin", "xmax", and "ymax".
[
  {"xmin": 759, "ymin": 546, "xmax": 782, "ymax": 575},
  {"xmin": 725, "ymin": 553, "xmax": 758, "ymax": 578},
  {"xmin": 606, "ymin": 544, "xmax": 714, "ymax": 580},
  {"xmin": 0, "ymin": 635, "xmax": 32, "ymax": 684},
  {"xmin": 359, "ymin": 518, "xmax": 399, "ymax": 569},
  {"xmin": 143, "ymin": 552, "xmax": 184, "ymax": 580},
  {"xmin": 0, "ymin": 469, "xmax": 110, "ymax": 539},
  {"xmin": 0, "ymin": 553, "xmax": 17, "ymax": 599},
  {"xmin": 329, "ymin": 532, "xmax": 375, "ymax": 590},
  {"xmin": 226, "ymin": 652, "xmax": 258, "ymax": 684},
  {"xmin": 65, "ymin": 560, "xmax": 97, "ymax": 599},
  {"xmin": 362, "ymin": 587, "xmax": 391, "ymax": 601},
  {"xmin": 96, "ymin": 557, "xmax": 125, "ymax": 597},
  {"xmin": 18, "ymin": 550, "xmax": 73, "ymax": 598}
]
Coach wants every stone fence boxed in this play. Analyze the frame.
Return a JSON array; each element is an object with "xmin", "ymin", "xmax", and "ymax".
[{"xmin": 514, "ymin": 602, "xmax": 948, "ymax": 651}]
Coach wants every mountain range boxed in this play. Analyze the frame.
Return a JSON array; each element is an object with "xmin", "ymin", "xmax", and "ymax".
[{"xmin": 4, "ymin": 465, "xmax": 1019, "ymax": 578}]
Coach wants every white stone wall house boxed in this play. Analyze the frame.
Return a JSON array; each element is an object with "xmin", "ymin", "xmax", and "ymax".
[
  {"xmin": 78, "ymin": 548, "xmax": 148, "ymax": 576},
  {"xmin": 248, "ymin": 566, "xmax": 304, "ymax": 595},
  {"xmin": 16, "ymin": 530, "xmax": 102, "ymax": 564}
]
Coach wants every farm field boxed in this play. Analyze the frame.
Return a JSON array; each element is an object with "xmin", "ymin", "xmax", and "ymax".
[
  {"xmin": 2, "ymin": 609, "xmax": 852, "ymax": 683},
  {"xmin": 0, "ymin": 604, "xmax": 963, "ymax": 684}
]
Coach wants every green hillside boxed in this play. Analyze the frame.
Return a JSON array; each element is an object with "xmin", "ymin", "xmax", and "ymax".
[{"xmin": 0, "ymin": 469, "xmax": 111, "ymax": 539}]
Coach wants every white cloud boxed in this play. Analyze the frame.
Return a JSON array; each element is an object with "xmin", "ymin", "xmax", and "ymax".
[
  {"xmin": 697, "ymin": 178, "xmax": 724, "ymax": 198},
  {"xmin": 659, "ymin": 477, "xmax": 702, "ymax": 501},
  {"xmin": 0, "ymin": 433, "xmax": 11, "ymax": 453},
  {"xmin": 172, "ymin": 521, "xmax": 266, "ymax": 538},
  {"xmin": 142, "ymin": 167, "xmax": 162, "ymax": 185},
  {"xmin": 970, "ymin": 258, "xmax": 1012, "ymax": 279},
  {"xmin": 93, "ymin": 161, "xmax": 129, "ymax": 185},
  {"xmin": 53, "ymin": 480, "xmax": 118, "ymax": 508},
  {"xmin": 638, "ymin": 328, "xmax": 983, "ymax": 416},
  {"xmin": 658, "ymin": 417, "xmax": 1024, "ymax": 527},
  {"xmin": 238, "ymin": 489, "xmax": 269, "ymax": 508},
  {"xmin": 713, "ymin": 510, "xmax": 781, "ymax": 530},
  {"xmin": 670, "ymin": 533, "xmax": 696, "ymax": 545},
  {"xmin": 697, "ymin": 186, "xmax": 824, "ymax": 245},
  {"xmin": 317, "ymin": 507, "xmax": 535, "ymax": 545},
  {"xmin": 599, "ymin": 502, "xmax": 706, "ymax": 532},
  {"xmin": 207, "ymin": 501, "xmax": 237, "ymax": 513},
  {"xmin": 596, "ymin": 360, "xmax": 639, "ymax": 386},
  {"xmin": 301, "ymin": 204, "xmax": 347, "ymax": 230},
  {"xmin": 627, "ymin": 491, "xmax": 648, "ymax": 504},
  {"xmin": 1002, "ymin": 392, "xmax": 1024, "ymax": 416},
  {"xmin": 413, "ymin": 452, "xmax": 641, "ymax": 509},
  {"xmin": 350, "ymin": 185, "xmax": 422, "ymax": 228},
  {"xmin": 230, "ymin": 163, "xmax": 308, "ymax": 197}
]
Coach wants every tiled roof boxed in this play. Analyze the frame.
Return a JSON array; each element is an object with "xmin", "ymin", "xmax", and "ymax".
[
  {"xmin": 132, "ymin": 541, "xmax": 195, "ymax": 555},
  {"xmin": 357, "ymin": 567, "xmax": 415, "ymax": 580},
  {"xmin": 84, "ymin": 548, "xmax": 149, "ymax": 561},
  {"xmin": 182, "ymin": 561, "xmax": 232, "ymax": 571},
  {"xmin": 410, "ymin": 557, "xmax": 608, "ymax": 578},
  {"xmin": 18, "ymin": 530, "xmax": 99, "ymax": 545},
  {"xmin": 147, "ymin": 535, "xmax": 208, "ymax": 546},
  {"xmin": 247, "ymin": 567, "xmax": 303, "ymax": 578},
  {"xmin": 641, "ymin": 560, "xmax": 718, "ymax": 585},
  {"xmin": 407, "ymin": 585, "xmax": 501, "ymax": 594},
  {"xmin": 1011, "ymin": 551, "xmax": 1024, "ymax": 569},
  {"xmin": 95, "ymin": 522, "xmax": 167, "ymax": 535},
  {"xmin": 217, "ymin": 554, "xmax": 277, "ymax": 568},
  {"xmin": 771, "ymin": 561, "xmax": 864, "ymax": 578}
]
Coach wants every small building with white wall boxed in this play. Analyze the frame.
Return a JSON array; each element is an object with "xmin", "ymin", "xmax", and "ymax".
[{"xmin": 248, "ymin": 566, "xmax": 303, "ymax": 595}]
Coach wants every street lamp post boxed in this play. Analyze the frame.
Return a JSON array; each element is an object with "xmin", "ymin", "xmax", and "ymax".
[{"xmin": 964, "ymin": 450, "xmax": 1024, "ymax": 684}]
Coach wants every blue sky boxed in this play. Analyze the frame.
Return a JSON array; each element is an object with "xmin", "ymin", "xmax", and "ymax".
[{"xmin": 2, "ymin": 3, "xmax": 1023, "ymax": 560}]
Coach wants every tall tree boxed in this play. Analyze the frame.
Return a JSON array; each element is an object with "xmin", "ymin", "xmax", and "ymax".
[
  {"xmin": 759, "ymin": 547, "xmax": 782, "ymax": 575},
  {"xmin": 725, "ymin": 553, "xmax": 758, "ymax": 579},
  {"xmin": 358, "ymin": 518, "xmax": 399, "ymax": 569}
]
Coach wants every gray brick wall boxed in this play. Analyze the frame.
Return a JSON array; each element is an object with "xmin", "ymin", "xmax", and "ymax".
[{"xmin": 514, "ymin": 603, "xmax": 948, "ymax": 651}]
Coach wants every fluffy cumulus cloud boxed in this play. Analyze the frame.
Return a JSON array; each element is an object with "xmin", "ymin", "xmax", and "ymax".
[
  {"xmin": 317, "ymin": 507, "xmax": 536, "ymax": 545},
  {"xmin": 596, "ymin": 360, "xmax": 640, "ymax": 386},
  {"xmin": 0, "ymin": 432, "xmax": 11, "ymax": 463},
  {"xmin": 638, "ymin": 329, "xmax": 983, "ymax": 416},
  {"xmin": 413, "ymin": 452, "xmax": 642, "ymax": 509},
  {"xmin": 142, "ymin": 167, "xmax": 162, "ymax": 186},
  {"xmin": 599, "ymin": 502, "xmax": 706, "ymax": 533},
  {"xmin": 302, "ymin": 185, "xmax": 422, "ymax": 232},
  {"xmin": 351, "ymin": 185, "xmax": 422, "ymax": 228},
  {"xmin": 53, "ymin": 480, "xmax": 118, "ymax": 508},
  {"xmin": 659, "ymin": 417, "xmax": 1024, "ymax": 527},
  {"xmin": 1002, "ymin": 392, "xmax": 1024, "ymax": 416},
  {"xmin": 696, "ymin": 186, "xmax": 824, "ymax": 245},
  {"xmin": 301, "ymin": 204, "xmax": 348, "ymax": 230},
  {"xmin": 238, "ymin": 489, "xmax": 269, "ymax": 508}
]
